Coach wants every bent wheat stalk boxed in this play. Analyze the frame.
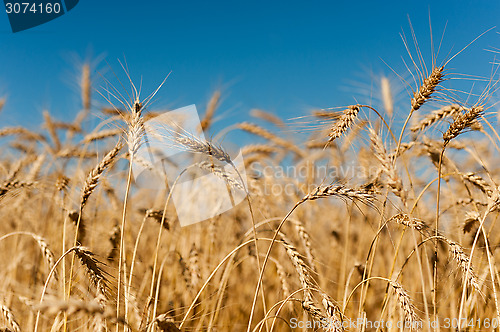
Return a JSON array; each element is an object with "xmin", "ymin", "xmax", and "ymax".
[{"xmin": 247, "ymin": 184, "xmax": 374, "ymax": 332}]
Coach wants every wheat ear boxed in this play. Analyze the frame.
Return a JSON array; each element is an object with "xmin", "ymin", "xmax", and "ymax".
[
  {"xmin": 80, "ymin": 140, "xmax": 123, "ymax": 210},
  {"xmin": 443, "ymin": 106, "xmax": 483, "ymax": 146},
  {"xmin": 241, "ymin": 144, "xmax": 279, "ymax": 155},
  {"xmin": 81, "ymin": 63, "xmax": 91, "ymax": 110},
  {"xmin": 36, "ymin": 299, "xmax": 127, "ymax": 325},
  {"xmin": 291, "ymin": 219, "xmax": 317, "ymax": 272},
  {"xmin": 196, "ymin": 161, "xmax": 244, "ymax": 190},
  {"xmin": 327, "ymin": 105, "xmax": 360, "ymax": 143},
  {"xmin": 389, "ymin": 281, "xmax": 421, "ymax": 329},
  {"xmin": 237, "ymin": 122, "xmax": 303, "ymax": 156},
  {"xmin": 381, "ymin": 76, "xmax": 393, "ymax": 117},
  {"xmin": 447, "ymin": 240, "xmax": 482, "ymax": 294},
  {"xmin": 74, "ymin": 247, "xmax": 110, "ymax": 298},
  {"xmin": 368, "ymin": 127, "xmax": 403, "ymax": 196},
  {"xmin": 302, "ymin": 184, "xmax": 375, "ymax": 204},
  {"xmin": 200, "ymin": 90, "xmax": 220, "ymax": 132},
  {"xmin": 175, "ymin": 133, "xmax": 233, "ymax": 165},
  {"xmin": 280, "ymin": 233, "xmax": 314, "ymax": 299},
  {"xmin": 410, "ymin": 104, "xmax": 462, "ymax": 132},
  {"xmin": 0, "ymin": 303, "xmax": 20, "ymax": 332},
  {"xmin": 460, "ymin": 172, "xmax": 493, "ymax": 197},
  {"xmin": 82, "ymin": 128, "xmax": 122, "ymax": 143},
  {"xmin": 250, "ymin": 109, "xmax": 285, "ymax": 127},
  {"xmin": 410, "ymin": 66, "xmax": 444, "ymax": 112}
]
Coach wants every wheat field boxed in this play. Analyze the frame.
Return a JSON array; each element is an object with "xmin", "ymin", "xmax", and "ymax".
[{"xmin": 0, "ymin": 36, "xmax": 499, "ymax": 332}]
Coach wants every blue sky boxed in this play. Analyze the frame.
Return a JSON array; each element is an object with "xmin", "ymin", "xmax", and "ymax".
[{"xmin": 0, "ymin": 1, "xmax": 498, "ymax": 135}]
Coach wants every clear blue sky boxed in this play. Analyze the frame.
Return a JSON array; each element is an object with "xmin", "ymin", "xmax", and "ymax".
[{"xmin": 0, "ymin": 1, "xmax": 498, "ymax": 133}]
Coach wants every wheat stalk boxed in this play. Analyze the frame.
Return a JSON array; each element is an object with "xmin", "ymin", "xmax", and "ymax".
[
  {"xmin": 52, "ymin": 121, "xmax": 81, "ymax": 133},
  {"xmin": 368, "ymin": 127, "xmax": 403, "ymax": 196},
  {"xmin": 388, "ymin": 213, "xmax": 430, "ymax": 236},
  {"xmin": 125, "ymin": 98, "xmax": 146, "ymax": 157},
  {"xmin": 302, "ymin": 184, "xmax": 375, "ymax": 204},
  {"xmin": 389, "ymin": 281, "xmax": 420, "ymax": 329},
  {"xmin": 0, "ymin": 303, "xmax": 20, "ymax": 332},
  {"xmin": 107, "ymin": 224, "xmax": 120, "ymax": 262},
  {"xmin": 301, "ymin": 299, "xmax": 343, "ymax": 332},
  {"xmin": 175, "ymin": 132, "xmax": 233, "ymax": 165},
  {"xmin": 81, "ymin": 63, "xmax": 91, "ymax": 110},
  {"xmin": 36, "ymin": 299, "xmax": 127, "ymax": 325},
  {"xmin": 410, "ymin": 66, "xmax": 444, "ymax": 112},
  {"xmin": 443, "ymin": 106, "xmax": 483, "ymax": 146},
  {"xmin": 56, "ymin": 148, "xmax": 97, "ymax": 159},
  {"xmin": 327, "ymin": 105, "xmax": 360, "ymax": 143},
  {"xmin": 83, "ymin": 128, "xmax": 122, "ymax": 143},
  {"xmin": 291, "ymin": 219, "xmax": 317, "ymax": 273},
  {"xmin": 196, "ymin": 161, "xmax": 244, "ymax": 190},
  {"xmin": 237, "ymin": 122, "xmax": 303, "ymax": 156},
  {"xmin": 389, "ymin": 213, "xmax": 482, "ymax": 294},
  {"xmin": 80, "ymin": 140, "xmax": 123, "ymax": 210},
  {"xmin": 312, "ymin": 109, "xmax": 342, "ymax": 120},
  {"xmin": 32, "ymin": 234, "xmax": 55, "ymax": 271},
  {"xmin": 272, "ymin": 258, "xmax": 291, "ymax": 308},
  {"xmin": 0, "ymin": 181, "xmax": 34, "ymax": 200},
  {"xmin": 447, "ymin": 240, "xmax": 482, "ymax": 294},
  {"xmin": 280, "ymin": 233, "xmax": 314, "ymax": 299},
  {"xmin": 74, "ymin": 247, "xmax": 110, "ymax": 298},
  {"xmin": 0, "ymin": 127, "xmax": 46, "ymax": 142},
  {"xmin": 26, "ymin": 154, "xmax": 46, "ymax": 182},
  {"xmin": 200, "ymin": 90, "xmax": 220, "ymax": 132},
  {"xmin": 250, "ymin": 109, "xmax": 285, "ymax": 127},
  {"xmin": 241, "ymin": 144, "xmax": 279, "ymax": 155},
  {"xmin": 43, "ymin": 111, "xmax": 61, "ymax": 152},
  {"xmin": 460, "ymin": 172, "xmax": 493, "ymax": 197},
  {"xmin": 410, "ymin": 104, "xmax": 462, "ymax": 132},
  {"xmin": 188, "ymin": 244, "xmax": 202, "ymax": 290},
  {"xmin": 381, "ymin": 76, "xmax": 393, "ymax": 117}
]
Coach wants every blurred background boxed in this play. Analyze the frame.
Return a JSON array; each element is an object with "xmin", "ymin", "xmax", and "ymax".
[{"xmin": 0, "ymin": 1, "xmax": 498, "ymax": 136}]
